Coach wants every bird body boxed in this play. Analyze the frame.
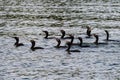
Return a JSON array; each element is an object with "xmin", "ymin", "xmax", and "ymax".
[
  {"xmin": 30, "ymin": 40, "xmax": 44, "ymax": 51},
  {"xmin": 13, "ymin": 37, "xmax": 24, "ymax": 47}
]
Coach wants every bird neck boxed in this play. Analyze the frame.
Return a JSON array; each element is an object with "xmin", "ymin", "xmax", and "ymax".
[
  {"xmin": 66, "ymin": 44, "xmax": 71, "ymax": 51},
  {"xmin": 70, "ymin": 37, "xmax": 74, "ymax": 44},
  {"xmin": 94, "ymin": 36, "xmax": 99, "ymax": 45},
  {"xmin": 31, "ymin": 41, "xmax": 35, "ymax": 49},
  {"xmin": 106, "ymin": 31, "xmax": 109, "ymax": 41},
  {"xmin": 87, "ymin": 29, "xmax": 91, "ymax": 37},
  {"xmin": 61, "ymin": 31, "xmax": 65, "ymax": 38},
  {"xmin": 56, "ymin": 40, "xmax": 61, "ymax": 47},
  {"xmin": 44, "ymin": 32, "xmax": 49, "ymax": 38},
  {"xmin": 79, "ymin": 38, "xmax": 83, "ymax": 46},
  {"xmin": 14, "ymin": 37, "xmax": 19, "ymax": 45}
]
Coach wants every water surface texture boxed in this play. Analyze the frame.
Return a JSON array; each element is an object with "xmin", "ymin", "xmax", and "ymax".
[{"xmin": 0, "ymin": 0, "xmax": 120, "ymax": 80}]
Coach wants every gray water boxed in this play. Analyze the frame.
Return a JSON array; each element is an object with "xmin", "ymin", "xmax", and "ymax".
[{"xmin": 0, "ymin": 0, "xmax": 120, "ymax": 80}]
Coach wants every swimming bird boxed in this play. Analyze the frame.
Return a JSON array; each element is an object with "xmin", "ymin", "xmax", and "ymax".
[
  {"xmin": 66, "ymin": 41, "xmax": 80, "ymax": 53},
  {"xmin": 93, "ymin": 34, "xmax": 108, "ymax": 45},
  {"xmin": 43, "ymin": 30, "xmax": 55, "ymax": 39},
  {"xmin": 30, "ymin": 40, "xmax": 44, "ymax": 51},
  {"xmin": 55, "ymin": 38, "xmax": 67, "ymax": 48},
  {"xmin": 78, "ymin": 37, "xmax": 90, "ymax": 47},
  {"xmin": 13, "ymin": 37, "xmax": 24, "ymax": 47},
  {"xmin": 104, "ymin": 30, "xmax": 119, "ymax": 42},
  {"xmin": 68, "ymin": 35, "xmax": 82, "ymax": 46},
  {"xmin": 60, "ymin": 30, "xmax": 71, "ymax": 39}
]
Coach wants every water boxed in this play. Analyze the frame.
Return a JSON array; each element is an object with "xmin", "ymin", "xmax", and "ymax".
[{"xmin": 0, "ymin": 0, "xmax": 120, "ymax": 80}]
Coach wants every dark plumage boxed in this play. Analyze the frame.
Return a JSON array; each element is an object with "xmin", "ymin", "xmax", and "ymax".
[
  {"xmin": 55, "ymin": 38, "xmax": 67, "ymax": 48},
  {"xmin": 60, "ymin": 30, "xmax": 71, "ymax": 39},
  {"xmin": 69, "ymin": 34, "xmax": 74, "ymax": 44},
  {"xmin": 104, "ymin": 30, "xmax": 109, "ymax": 41},
  {"xmin": 66, "ymin": 41, "xmax": 80, "ymax": 53},
  {"xmin": 86, "ymin": 26, "xmax": 92, "ymax": 38},
  {"xmin": 104, "ymin": 30, "xmax": 120, "ymax": 42},
  {"xmin": 43, "ymin": 30, "xmax": 54, "ymax": 39},
  {"xmin": 68, "ymin": 35, "xmax": 81, "ymax": 46},
  {"xmin": 30, "ymin": 40, "xmax": 44, "ymax": 51},
  {"xmin": 78, "ymin": 37, "xmax": 90, "ymax": 47},
  {"xmin": 93, "ymin": 34, "xmax": 108, "ymax": 45},
  {"xmin": 13, "ymin": 37, "xmax": 24, "ymax": 47}
]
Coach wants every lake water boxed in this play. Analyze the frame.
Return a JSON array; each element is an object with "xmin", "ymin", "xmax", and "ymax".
[{"xmin": 0, "ymin": 0, "xmax": 120, "ymax": 80}]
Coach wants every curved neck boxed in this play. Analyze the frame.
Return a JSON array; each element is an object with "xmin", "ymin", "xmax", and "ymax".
[
  {"xmin": 61, "ymin": 31, "xmax": 65, "ymax": 38},
  {"xmin": 14, "ymin": 37, "xmax": 19, "ymax": 45},
  {"xmin": 31, "ymin": 41, "xmax": 35, "ymax": 48},
  {"xmin": 56, "ymin": 40, "xmax": 61, "ymax": 47},
  {"xmin": 66, "ymin": 44, "xmax": 71, "ymax": 51},
  {"xmin": 70, "ymin": 36, "xmax": 74, "ymax": 44},
  {"xmin": 44, "ymin": 31, "xmax": 49, "ymax": 38},
  {"xmin": 87, "ymin": 29, "xmax": 91, "ymax": 37},
  {"xmin": 105, "ymin": 30, "xmax": 109, "ymax": 40},
  {"xmin": 61, "ymin": 32, "xmax": 65, "ymax": 38}
]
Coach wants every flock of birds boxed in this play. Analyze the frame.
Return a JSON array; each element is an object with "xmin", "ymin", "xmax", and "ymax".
[{"xmin": 12, "ymin": 26, "xmax": 119, "ymax": 54}]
